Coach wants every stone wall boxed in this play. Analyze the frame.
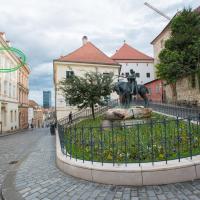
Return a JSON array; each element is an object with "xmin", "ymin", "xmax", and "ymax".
[{"xmin": 164, "ymin": 76, "xmax": 200, "ymax": 105}]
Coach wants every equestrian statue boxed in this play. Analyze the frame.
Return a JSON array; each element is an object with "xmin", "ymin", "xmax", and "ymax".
[{"xmin": 113, "ymin": 69, "xmax": 149, "ymax": 107}]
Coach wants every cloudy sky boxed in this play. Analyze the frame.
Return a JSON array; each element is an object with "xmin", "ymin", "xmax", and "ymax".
[{"xmin": 0, "ymin": 0, "xmax": 199, "ymax": 105}]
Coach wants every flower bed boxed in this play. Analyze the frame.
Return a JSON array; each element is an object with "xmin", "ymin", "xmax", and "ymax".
[{"xmin": 59, "ymin": 113, "xmax": 200, "ymax": 164}]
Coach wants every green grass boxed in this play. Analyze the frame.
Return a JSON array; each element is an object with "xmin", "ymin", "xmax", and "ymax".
[{"xmin": 63, "ymin": 113, "xmax": 200, "ymax": 163}]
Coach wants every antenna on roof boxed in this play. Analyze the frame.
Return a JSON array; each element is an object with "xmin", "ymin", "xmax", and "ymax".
[{"xmin": 144, "ymin": 2, "xmax": 171, "ymax": 20}]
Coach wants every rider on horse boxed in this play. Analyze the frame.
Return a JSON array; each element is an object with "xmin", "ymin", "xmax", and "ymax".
[
  {"xmin": 127, "ymin": 69, "xmax": 138, "ymax": 95},
  {"xmin": 119, "ymin": 69, "xmax": 138, "ymax": 95},
  {"xmin": 115, "ymin": 69, "xmax": 149, "ymax": 107}
]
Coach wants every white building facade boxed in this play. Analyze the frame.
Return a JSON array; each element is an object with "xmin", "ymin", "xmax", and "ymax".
[
  {"xmin": 111, "ymin": 43, "xmax": 155, "ymax": 84},
  {"xmin": 53, "ymin": 37, "xmax": 120, "ymax": 120},
  {"xmin": 0, "ymin": 32, "xmax": 19, "ymax": 132}
]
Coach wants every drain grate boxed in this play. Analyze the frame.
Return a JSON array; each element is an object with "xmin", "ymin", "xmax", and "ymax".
[{"xmin": 9, "ymin": 160, "xmax": 19, "ymax": 165}]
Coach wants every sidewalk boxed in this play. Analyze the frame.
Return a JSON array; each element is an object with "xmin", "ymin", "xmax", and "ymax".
[{"xmin": 2, "ymin": 131, "xmax": 200, "ymax": 200}]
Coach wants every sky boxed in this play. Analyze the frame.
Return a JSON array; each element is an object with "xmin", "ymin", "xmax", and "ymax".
[{"xmin": 0, "ymin": 0, "xmax": 199, "ymax": 105}]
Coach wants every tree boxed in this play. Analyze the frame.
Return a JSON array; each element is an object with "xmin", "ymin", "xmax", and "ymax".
[
  {"xmin": 156, "ymin": 8, "xmax": 200, "ymax": 102},
  {"xmin": 59, "ymin": 72, "xmax": 114, "ymax": 119}
]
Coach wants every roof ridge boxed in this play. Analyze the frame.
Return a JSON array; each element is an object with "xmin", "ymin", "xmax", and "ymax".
[
  {"xmin": 88, "ymin": 42, "xmax": 118, "ymax": 64},
  {"xmin": 56, "ymin": 41, "xmax": 120, "ymax": 65},
  {"xmin": 59, "ymin": 42, "xmax": 87, "ymax": 59},
  {"xmin": 124, "ymin": 43, "xmax": 153, "ymax": 59},
  {"xmin": 111, "ymin": 43, "xmax": 153, "ymax": 60}
]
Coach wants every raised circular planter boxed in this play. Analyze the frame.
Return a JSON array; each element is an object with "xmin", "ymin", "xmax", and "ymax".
[{"xmin": 56, "ymin": 131, "xmax": 200, "ymax": 186}]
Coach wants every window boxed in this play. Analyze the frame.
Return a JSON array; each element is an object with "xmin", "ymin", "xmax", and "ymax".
[
  {"xmin": 148, "ymin": 88, "xmax": 151, "ymax": 95},
  {"xmin": 10, "ymin": 111, "xmax": 13, "ymax": 122},
  {"xmin": 13, "ymin": 85, "xmax": 15, "ymax": 98},
  {"xmin": 15, "ymin": 110, "xmax": 17, "ymax": 121},
  {"xmin": 66, "ymin": 71, "xmax": 74, "ymax": 78},
  {"xmin": 9, "ymin": 83, "xmax": 11, "ymax": 97},
  {"xmin": 136, "ymin": 63, "xmax": 138, "ymax": 66},
  {"xmin": 4, "ymin": 81, "xmax": 7, "ymax": 95},
  {"xmin": 146, "ymin": 73, "xmax": 150, "ymax": 78},
  {"xmin": 126, "ymin": 63, "xmax": 128, "ymax": 66},
  {"xmin": 136, "ymin": 73, "xmax": 140, "ymax": 77},
  {"xmin": 146, "ymin": 63, "xmax": 149, "ymax": 66},
  {"xmin": 103, "ymin": 72, "xmax": 109, "ymax": 76},
  {"xmin": 0, "ymin": 54, "xmax": 2, "ymax": 68}
]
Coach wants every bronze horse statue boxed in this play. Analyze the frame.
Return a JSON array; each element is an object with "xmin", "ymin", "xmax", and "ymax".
[{"xmin": 113, "ymin": 81, "xmax": 149, "ymax": 107}]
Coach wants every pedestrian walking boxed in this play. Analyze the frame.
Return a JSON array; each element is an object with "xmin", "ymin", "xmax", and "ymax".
[
  {"xmin": 69, "ymin": 111, "xmax": 73, "ymax": 124},
  {"xmin": 31, "ymin": 123, "xmax": 34, "ymax": 130}
]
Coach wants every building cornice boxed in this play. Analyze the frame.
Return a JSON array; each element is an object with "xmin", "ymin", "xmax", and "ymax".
[
  {"xmin": 0, "ymin": 35, "xmax": 30, "ymax": 73},
  {"xmin": 113, "ymin": 59, "xmax": 154, "ymax": 63},
  {"xmin": 53, "ymin": 59, "xmax": 121, "ymax": 67}
]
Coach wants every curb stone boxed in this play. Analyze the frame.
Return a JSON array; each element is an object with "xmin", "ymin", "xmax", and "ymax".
[{"xmin": 0, "ymin": 129, "xmax": 31, "ymax": 138}]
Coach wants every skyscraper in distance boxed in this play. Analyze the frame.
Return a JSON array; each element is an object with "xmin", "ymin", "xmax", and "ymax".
[{"xmin": 43, "ymin": 91, "xmax": 51, "ymax": 108}]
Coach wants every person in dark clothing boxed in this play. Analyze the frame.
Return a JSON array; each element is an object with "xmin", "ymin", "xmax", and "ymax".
[
  {"xmin": 69, "ymin": 111, "xmax": 73, "ymax": 124},
  {"xmin": 31, "ymin": 123, "xmax": 34, "ymax": 130}
]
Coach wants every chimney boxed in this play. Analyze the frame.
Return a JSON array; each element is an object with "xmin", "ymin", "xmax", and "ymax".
[
  {"xmin": 82, "ymin": 36, "xmax": 88, "ymax": 45},
  {"xmin": 6, "ymin": 40, "xmax": 11, "ymax": 47},
  {"xmin": 0, "ymin": 32, "xmax": 6, "ymax": 41}
]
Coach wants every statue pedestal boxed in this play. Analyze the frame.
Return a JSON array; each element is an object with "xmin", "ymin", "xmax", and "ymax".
[{"xmin": 105, "ymin": 106, "xmax": 152, "ymax": 120}]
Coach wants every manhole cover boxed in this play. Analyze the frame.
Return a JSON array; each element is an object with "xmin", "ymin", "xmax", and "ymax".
[{"xmin": 9, "ymin": 160, "xmax": 18, "ymax": 165}]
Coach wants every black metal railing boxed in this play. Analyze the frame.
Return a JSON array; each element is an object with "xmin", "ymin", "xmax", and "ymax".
[
  {"xmin": 58, "ymin": 99, "xmax": 119, "ymax": 125},
  {"xmin": 132, "ymin": 100, "xmax": 200, "ymax": 119},
  {"xmin": 58, "ymin": 115, "xmax": 200, "ymax": 166},
  {"xmin": 0, "ymin": 121, "xmax": 2, "ymax": 134}
]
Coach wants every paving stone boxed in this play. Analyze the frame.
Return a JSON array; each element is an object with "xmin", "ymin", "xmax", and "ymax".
[
  {"xmin": 131, "ymin": 197, "xmax": 139, "ymax": 200},
  {"xmin": 2, "ymin": 128, "xmax": 200, "ymax": 200},
  {"xmin": 148, "ymin": 197, "xmax": 158, "ymax": 200},
  {"xmin": 189, "ymin": 196, "xmax": 200, "ymax": 200},
  {"xmin": 19, "ymin": 187, "xmax": 31, "ymax": 194},
  {"xmin": 131, "ymin": 191, "xmax": 138, "ymax": 197},
  {"xmin": 122, "ymin": 192, "xmax": 130, "ymax": 200},
  {"xmin": 163, "ymin": 192, "xmax": 175, "ymax": 199},
  {"xmin": 157, "ymin": 194, "xmax": 167, "ymax": 200},
  {"xmin": 146, "ymin": 190, "xmax": 156, "ymax": 197}
]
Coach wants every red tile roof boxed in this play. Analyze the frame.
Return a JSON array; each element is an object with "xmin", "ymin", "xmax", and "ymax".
[
  {"xmin": 29, "ymin": 100, "xmax": 39, "ymax": 108},
  {"xmin": 111, "ymin": 43, "xmax": 153, "ymax": 60},
  {"xmin": 56, "ymin": 42, "xmax": 120, "ymax": 65}
]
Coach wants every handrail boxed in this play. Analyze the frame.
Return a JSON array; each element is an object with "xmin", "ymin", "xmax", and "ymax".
[{"xmin": 58, "ymin": 99, "xmax": 119, "ymax": 125}]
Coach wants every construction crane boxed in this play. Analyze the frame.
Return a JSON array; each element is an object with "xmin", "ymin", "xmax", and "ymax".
[{"xmin": 144, "ymin": 2, "xmax": 171, "ymax": 20}]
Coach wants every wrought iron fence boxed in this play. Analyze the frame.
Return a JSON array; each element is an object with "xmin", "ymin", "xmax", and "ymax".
[
  {"xmin": 0, "ymin": 121, "xmax": 2, "ymax": 134},
  {"xmin": 58, "ymin": 115, "xmax": 200, "ymax": 166},
  {"xmin": 58, "ymin": 99, "xmax": 119, "ymax": 125},
  {"xmin": 133, "ymin": 100, "xmax": 200, "ymax": 119}
]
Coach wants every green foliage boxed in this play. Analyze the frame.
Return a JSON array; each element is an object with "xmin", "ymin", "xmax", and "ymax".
[
  {"xmin": 156, "ymin": 8, "xmax": 200, "ymax": 85},
  {"xmin": 59, "ymin": 72, "xmax": 114, "ymax": 118},
  {"xmin": 64, "ymin": 113, "xmax": 200, "ymax": 163}
]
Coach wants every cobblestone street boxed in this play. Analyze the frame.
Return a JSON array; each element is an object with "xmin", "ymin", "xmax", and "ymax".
[
  {"xmin": 0, "ymin": 129, "xmax": 46, "ymax": 200},
  {"xmin": 0, "ymin": 129, "xmax": 200, "ymax": 199}
]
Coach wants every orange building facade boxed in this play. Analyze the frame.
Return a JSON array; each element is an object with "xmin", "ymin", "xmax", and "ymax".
[{"xmin": 18, "ymin": 65, "xmax": 30, "ymax": 129}]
